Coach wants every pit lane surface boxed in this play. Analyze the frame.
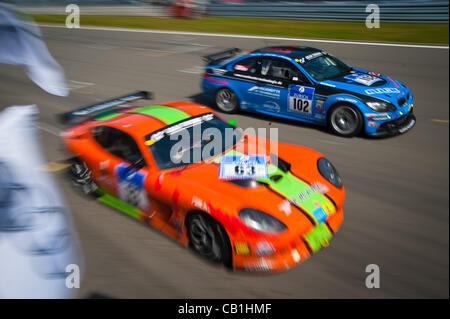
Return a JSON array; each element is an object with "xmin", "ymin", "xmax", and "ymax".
[{"xmin": 0, "ymin": 26, "xmax": 448, "ymax": 298}]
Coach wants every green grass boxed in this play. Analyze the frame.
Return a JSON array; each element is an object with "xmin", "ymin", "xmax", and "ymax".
[{"xmin": 32, "ymin": 15, "xmax": 449, "ymax": 45}]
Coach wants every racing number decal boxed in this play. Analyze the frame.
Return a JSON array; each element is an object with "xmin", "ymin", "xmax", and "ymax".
[
  {"xmin": 291, "ymin": 98, "xmax": 310, "ymax": 113},
  {"xmin": 116, "ymin": 163, "xmax": 149, "ymax": 211},
  {"xmin": 288, "ymin": 85, "xmax": 315, "ymax": 114},
  {"xmin": 219, "ymin": 155, "xmax": 268, "ymax": 180}
]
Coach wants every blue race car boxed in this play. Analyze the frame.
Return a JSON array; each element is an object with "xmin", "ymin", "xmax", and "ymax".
[{"xmin": 201, "ymin": 46, "xmax": 416, "ymax": 137}]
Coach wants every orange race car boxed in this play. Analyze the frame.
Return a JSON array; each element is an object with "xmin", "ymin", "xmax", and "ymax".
[{"xmin": 60, "ymin": 91, "xmax": 345, "ymax": 273}]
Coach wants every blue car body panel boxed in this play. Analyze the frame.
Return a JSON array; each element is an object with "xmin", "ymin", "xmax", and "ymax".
[{"xmin": 201, "ymin": 47, "xmax": 415, "ymax": 136}]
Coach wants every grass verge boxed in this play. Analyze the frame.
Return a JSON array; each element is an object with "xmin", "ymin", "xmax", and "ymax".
[{"xmin": 32, "ymin": 15, "xmax": 449, "ymax": 45}]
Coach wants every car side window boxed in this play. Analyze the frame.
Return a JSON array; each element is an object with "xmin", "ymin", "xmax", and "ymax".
[
  {"xmin": 232, "ymin": 57, "xmax": 260, "ymax": 75},
  {"xmin": 92, "ymin": 126, "xmax": 146, "ymax": 165},
  {"xmin": 261, "ymin": 58, "xmax": 300, "ymax": 80}
]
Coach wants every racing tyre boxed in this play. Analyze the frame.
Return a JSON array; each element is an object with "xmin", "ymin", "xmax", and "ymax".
[
  {"xmin": 187, "ymin": 212, "xmax": 232, "ymax": 267},
  {"xmin": 215, "ymin": 88, "xmax": 239, "ymax": 113},
  {"xmin": 328, "ymin": 103, "xmax": 363, "ymax": 137},
  {"xmin": 69, "ymin": 159, "xmax": 100, "ymax": 197}
]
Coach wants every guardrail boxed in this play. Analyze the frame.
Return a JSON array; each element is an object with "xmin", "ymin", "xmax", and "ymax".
[{"xmin": 206, "ymin": 1, "xmax": 449, "ymax": 23}]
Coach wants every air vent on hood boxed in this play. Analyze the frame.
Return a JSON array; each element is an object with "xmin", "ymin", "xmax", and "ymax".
[{"xmin": 270, "ymin": 154, "xmax": 291, "ymax": 173}]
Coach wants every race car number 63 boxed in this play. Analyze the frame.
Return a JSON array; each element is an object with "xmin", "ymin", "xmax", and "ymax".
[{"xmin": 235, "ymin": 164, "xmax": 256, "ymax": 176}]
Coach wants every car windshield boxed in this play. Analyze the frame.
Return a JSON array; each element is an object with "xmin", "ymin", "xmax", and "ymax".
[
  {"xmin": 301, "ymin": 54, "xmax": 352, "ymax": 81},
  {"xmin": 146, "ymin": 113, "xmax": 242, "ymax": 170}
]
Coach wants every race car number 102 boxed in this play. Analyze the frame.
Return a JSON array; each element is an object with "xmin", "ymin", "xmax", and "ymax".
[
  {"xmin": 288, "ymin": 85, "xmax": 315, "ymax": 114},
  {"xmin": 291, "ymin": 98, "xmax": 310, "ymax": 112}
]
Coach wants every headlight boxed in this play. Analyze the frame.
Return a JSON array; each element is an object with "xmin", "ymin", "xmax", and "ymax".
[
  {"xmin": 317, "ymin": 158, "xmax": 342, "ymax": 188},
  {"xmin": 239, "ymin": 208, "xmax": 287, "ymax": 233},
  {"xmin": 366, "ymin": 101, "xmax": 395, "ymax": 112}
]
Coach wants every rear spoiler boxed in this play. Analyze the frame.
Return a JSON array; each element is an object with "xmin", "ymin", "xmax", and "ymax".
[
  {"xmin": 60, "ymin": 91, "xmax": 152, "ymax": 124},
  {"xmin": 202, "ymin": 48, "xmax": 241, "ymax": 64}
]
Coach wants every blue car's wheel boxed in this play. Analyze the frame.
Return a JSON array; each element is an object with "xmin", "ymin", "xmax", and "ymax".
[
  {"xmin": 215, "ymin": 88, "xmax": 239, "ymax": 113},
  {"xmin": 328, "ymin": 103, "xmax": 363, "ymax": 137}
]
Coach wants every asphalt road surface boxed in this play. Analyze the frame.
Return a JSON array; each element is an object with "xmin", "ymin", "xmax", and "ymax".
[{"xmin": 0, "ymin": 25, "xmax": 448, "ymax": 298}]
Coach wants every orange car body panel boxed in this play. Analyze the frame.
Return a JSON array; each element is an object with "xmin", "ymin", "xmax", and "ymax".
[{"xmin": 62, "ymin": 101, "xmax": 344, "ymax": 272}]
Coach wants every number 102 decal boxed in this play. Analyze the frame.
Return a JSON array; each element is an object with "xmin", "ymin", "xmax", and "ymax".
[{"xmin": 288, "ymin": 85, "xmax": 315, "ymax": 115}]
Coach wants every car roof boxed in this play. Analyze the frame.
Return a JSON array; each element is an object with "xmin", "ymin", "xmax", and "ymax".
[
  {"xmin": 94, "ymin": 101, "xmax": 212, "ymax": 141},
  {"xmin": 251, "ymin": 45, "xmax": 323, "ymax": 60}
]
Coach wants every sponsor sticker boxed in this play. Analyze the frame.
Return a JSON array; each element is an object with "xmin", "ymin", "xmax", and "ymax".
[
  {"xmin": 149, "ymin": 113, "xmax": 214, "ymax": 143},
  {"xmin": 344, "ymin": 73, "xmax": 382, "ymax": 86},
  {"xmin": 314, "ymin": 100, "xmax": 325, "ymax": 114},
  {"xmin": 248, "ymin": 86, "xmax": 281, "ymax": 99},
  {"xmin": 292, "ymin": 182, "xmax": 329, "ymax": 205},
  {"xmin": 234, "ymin": 64, "xmax": 248, "ymax": 71},
  {"xmin": 255, "ymin": 240, "xmax": 275, "ymax": 256},
  {"xmin": 365, "ymin": 87, "xmax": 401, "ymax": 95},
  {"xmin": 116, "ymin": 163, "xmax": 149, "ymax": 211}
]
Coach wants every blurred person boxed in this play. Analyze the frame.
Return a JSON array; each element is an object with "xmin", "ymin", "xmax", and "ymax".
[
  {"xmin": 0, "ymin": 3, "xmax": 68, "ymax": 96},
  {"xmin": 0, "ymin": 4, "xmax": 82, "ymax": 298}
]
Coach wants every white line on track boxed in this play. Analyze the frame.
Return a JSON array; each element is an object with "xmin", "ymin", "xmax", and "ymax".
[
  {"xmin": 40, "ymin": 24, "xmax": 449, "ymax": 50},
  {"xmin": 35, "ymin": 122, "xmax": 61, "ymax": 137},
  {"xmin": 317, "ymin": 139, "xmax": 346, "ymax": 145}
]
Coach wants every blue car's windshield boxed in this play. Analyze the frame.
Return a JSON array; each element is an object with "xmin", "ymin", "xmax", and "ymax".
[{"xmin": 301, "ymin": 54, "xmax": 352, "ymax": 81}]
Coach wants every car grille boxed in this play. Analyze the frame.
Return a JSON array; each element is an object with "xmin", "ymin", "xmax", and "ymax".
[
  {"xmin": 398, "ymin": 97, "xmax": 406, "ymax": 106},
  {"xmin": 395, "ymin": 113, "xmax": 410, "ymax": 125}
]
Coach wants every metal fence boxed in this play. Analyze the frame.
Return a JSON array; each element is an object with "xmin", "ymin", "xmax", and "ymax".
[
  {"xmin": 10, "ymin": 0, "xmax": 449, "ymax": 23},
  {"xmin": 206, "ymin": 1, "xmax": 449, "ymax": 23}
]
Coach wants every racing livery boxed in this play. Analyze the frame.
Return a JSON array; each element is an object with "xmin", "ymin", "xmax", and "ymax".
[
  {"xmin": 61, "ymin": 91, "xmax": 345, "ymax": 273},
  {"xmin": 201, "ymin": 46, "xmax": 416, "ymax": 137}
]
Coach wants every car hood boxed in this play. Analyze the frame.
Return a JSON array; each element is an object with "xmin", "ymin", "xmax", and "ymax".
[
  {"xmin": 169, "ymin": 137, "xmax": 338, "ymax": 234},
  {"xmin": 320, "ymin": 69, "xmax": 410, "ymax": 104}
]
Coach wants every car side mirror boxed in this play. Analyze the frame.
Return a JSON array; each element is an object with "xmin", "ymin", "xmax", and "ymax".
[
  {"xmin": 227, "ymin": 118, "xmax": 236, "ymax": 126},
  {"xmin": 291, "ymin": 75, "xmax": 314, "ymax": 87}
]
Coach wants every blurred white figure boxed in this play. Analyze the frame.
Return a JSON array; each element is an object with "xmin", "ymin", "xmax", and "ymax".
[
  {"xmin": 0, "ymin": 3, "xmax": 80, "ymax": 298},
  {"xmin": 0, "ymin": 105, "xmax": 82, "ymax": 298},
  {"xmin": 0, "ymin": 3, "xmax": 68, "ymax": 96}
]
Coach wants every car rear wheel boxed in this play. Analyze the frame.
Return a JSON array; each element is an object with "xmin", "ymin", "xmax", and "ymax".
[
  {"xmin": 215, "ymin": 88, "xmax": 239, "ymax": 113},
  {"xmin": 328, "ymin": 103, "xmax": 363, "ymax": 137},
  {"xmin": 69, "ymin": 159, "xmax": 99, "ymax": 197},
  {"xmin": 187, "ymin": 212, "xmax": 231, "ymax": 267}
]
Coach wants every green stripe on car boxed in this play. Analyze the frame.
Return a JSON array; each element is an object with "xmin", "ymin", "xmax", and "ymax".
[
  {"xmin": 215, "ymin": 150, "xmax": 335, "ymax": 225},
  {"xmin": 303, "ymin": 223, "xmax": 333, "ymax": 253},
  {"xmin": 94, "ymin": 109, "xmax": 122, "ymax": 121},
  {"xmin": 97, "ymin": 193, "xmax": 143, "ymax": 220},
  {"xmin": 131, "ymin": 105, "xmax": 190, "ymax": 125}
]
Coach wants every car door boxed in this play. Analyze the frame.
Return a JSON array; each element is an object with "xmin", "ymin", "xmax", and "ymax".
[
  {"xmin": 259, "ymin": 57, "xmax": 317, "ymax": 121},
  {"xmin": 229, "ymin": 56, "xmax": 267, "ymax": 111},
  {"xmin": 92, "ymin": 125, "xmax": 150, "ymax": 212},
  {"xmin": 284, "ymin": 62, "xmax": 318, "ymax": 121}
]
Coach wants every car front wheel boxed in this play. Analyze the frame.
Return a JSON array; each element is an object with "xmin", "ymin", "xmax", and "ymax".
[
  {"xmin": 69, "ymin": 159, "xmax": 99, "ymax": 197},
  {"xmin": 187, "ymin": 212, "xmax": 231, "ymax": 267},
  {"xmin": 328, "ymin": 103, "xmax": 363, "ymax": 137}
]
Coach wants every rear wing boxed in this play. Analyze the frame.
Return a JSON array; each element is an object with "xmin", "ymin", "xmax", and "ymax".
[
  {"xmin": 202, "ymin": 48, "xmax": 241, "ymax": 65},
  {"xmin": 60, "ymin": 91, "xmax": 152, "ymax": 125}
]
